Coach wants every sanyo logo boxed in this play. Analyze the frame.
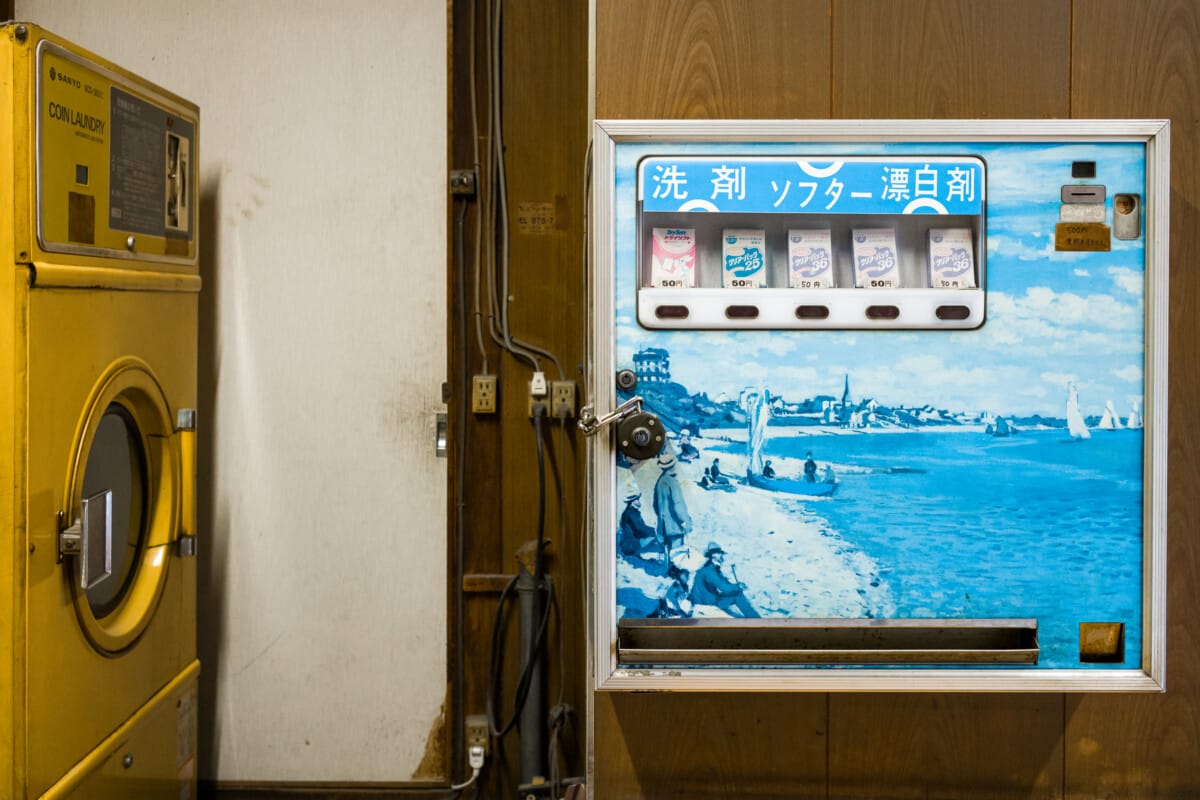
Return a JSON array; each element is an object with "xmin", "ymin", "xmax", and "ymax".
[{"xmin": 48, "ymin": 66, "xmax": 82, "ymax": 89}]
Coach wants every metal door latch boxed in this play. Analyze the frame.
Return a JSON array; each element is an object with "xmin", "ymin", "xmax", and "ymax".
[
  {"xmin": 57, "ymin": 511, "xmax": 81, "ymax": 561},
  {"xmin": 578, "ymin": 396, "xmax": 646, "ymax": 436},
  {"xmin": 579, "ymin": 396, "xmax": 665, "ymax": 460}
]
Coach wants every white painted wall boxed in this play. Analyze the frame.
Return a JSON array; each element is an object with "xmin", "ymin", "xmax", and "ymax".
[{"xmin": 17, "ymin": 1, "xmax": 449, "ymax": 782}]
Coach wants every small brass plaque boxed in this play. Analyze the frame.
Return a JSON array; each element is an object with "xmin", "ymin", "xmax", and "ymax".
[
  {"xmin": 68, "ymin": 191, "xmax": 96, "ymax": 244},
  {"xmin": 1055, "ymin": 222, "xmax": 1111, "ymax": 252}
]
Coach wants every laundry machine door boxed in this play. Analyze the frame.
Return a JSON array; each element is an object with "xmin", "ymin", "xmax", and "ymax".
[{"xmin": 62, "ymin": 358, "xmax": 180, "ymax": 653}]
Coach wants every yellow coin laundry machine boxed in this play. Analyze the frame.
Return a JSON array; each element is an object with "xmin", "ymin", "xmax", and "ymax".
[{"xmin": 0, "ymin": 24, "xmax": 200, "ymax": 798}]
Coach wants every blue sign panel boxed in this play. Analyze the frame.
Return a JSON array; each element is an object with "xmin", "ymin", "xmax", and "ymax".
[{"xmin": 639, "ymin": 156, "xmax": 985, "ymax": 215}]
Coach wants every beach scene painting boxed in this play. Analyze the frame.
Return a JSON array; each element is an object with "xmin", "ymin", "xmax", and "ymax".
[{"xmin": 610, "ymin": 140, "xmax": 1148, "ymax": 670}]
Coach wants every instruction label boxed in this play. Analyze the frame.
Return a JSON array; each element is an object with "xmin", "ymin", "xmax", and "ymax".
[{"xmin": 1055, "ymin": 222, "xmax": 1111, "ymax": 252}]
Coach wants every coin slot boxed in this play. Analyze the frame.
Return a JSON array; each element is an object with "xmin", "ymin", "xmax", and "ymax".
[
  {"xmin": 936, "ymin": 305, "xmax": 971, "ymax": 321},
  {"xmin": 725, "ymin": 305, "xmax": 760, "ymax": 319},
  {"xmin": 865, "ymin": 305, "xmax": 900, "ymax": 320},
  {"xmin": 795, "ymin": 305, "xmax": 830, "ymax": 320},
  {"xmin": 654, "ymin": 305, "xmax": 690, "ymax": 320},
  {"xmin": 1061, "ymin": 184, "xmax": 1106, "ymax": 204},
  {"xmin": 1071, "ymin": 161, "xmax": 1097, "ymax": 179}
]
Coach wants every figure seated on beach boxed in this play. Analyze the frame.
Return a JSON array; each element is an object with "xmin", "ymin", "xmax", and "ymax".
[
  {"xmin": 678, "ymin": 433, "xmax": 700, "ymax": 462},
  {"xmin": 689, "ymin": 542, "xmax": 760, "ymax": 619}
]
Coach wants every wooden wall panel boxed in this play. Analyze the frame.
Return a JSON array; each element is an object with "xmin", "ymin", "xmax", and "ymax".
[
  {"xmin": 450, "ymin": 0, "xmax": 589, "ymax": 794},
  {"xmin": 595, "ymin": 0, "xmax": 830, "ymax": 120},
  {"xmin": 593, "ymin": 693, "xmax": 827, "ymax": 799},
  {"xmin": 586, "ymin": 1, "xmax": 1200, "ymax": 798},
  {"xmin": 829, "ymin": 695, "xmax": 1064, "ymax": 799},
  {"xmin": 1065, "ymin": 2, "xmax": 1200, "ymax": 797},
  {"xmin": 831, "ymin": 0, "xmax": 1070, "ymax": 118}
]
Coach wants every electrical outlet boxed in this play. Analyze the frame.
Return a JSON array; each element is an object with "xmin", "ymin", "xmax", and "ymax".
[
  {"xmin": 551, "ymin": 380, "xmax": 576, "ymax": 419},
  {"xmin": 465, "ymin": 715, "xmax": 489, "ymax": 757},
  {"xmin": 472, "ymin": 375, "xmax": 497, "ymax": 414}
]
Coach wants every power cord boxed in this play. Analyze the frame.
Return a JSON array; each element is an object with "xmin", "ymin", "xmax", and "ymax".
[{"xmin": 486, "ymin": 405, "xmax": 554, "ymax": 739}]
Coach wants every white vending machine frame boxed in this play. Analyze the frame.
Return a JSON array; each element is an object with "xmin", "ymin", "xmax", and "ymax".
[{"xmin": 588, "ymin": 119, "xmax": 1168, "ymax": 693}]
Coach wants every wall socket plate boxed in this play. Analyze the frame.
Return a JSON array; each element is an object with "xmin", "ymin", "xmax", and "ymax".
[
  {"xmin": 551, "ymin": 380, "xmax": 576, "ymax": 418},
  {"xmin": 465, "ymin": 715, "xmax": 489, "ymax": 756},
  {"xmin": 472, "ymin": 375, "xmax": 497, "ymax": 414}
]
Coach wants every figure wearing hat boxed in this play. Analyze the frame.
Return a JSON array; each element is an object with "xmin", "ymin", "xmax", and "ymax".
[
  {"xmin": 652, "ymin": 453, "xmax": 692, "ymax": 555},
  {"xmin": 690, "ymin": 542, "xmax": 760, "ymax": 618},
  {"xmin": 652, "ymin": 564, "xmax": 693, "ymax": 618},
  {"xmin": 618, "ymin": 490, "xmax": 657, "ymax": 558}
]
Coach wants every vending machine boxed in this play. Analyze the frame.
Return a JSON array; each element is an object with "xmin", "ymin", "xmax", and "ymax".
[{"xmin": 585, "ymin": 120, "xmax": 1168, "ymax": 691}]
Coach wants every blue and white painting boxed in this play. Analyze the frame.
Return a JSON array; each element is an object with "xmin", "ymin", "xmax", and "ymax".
[{"xmin": 611, "ymin": 140, "xmax": 1146, "ymax": 669}]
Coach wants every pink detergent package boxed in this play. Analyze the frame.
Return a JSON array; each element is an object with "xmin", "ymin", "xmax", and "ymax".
[
  {"xmin": 650, "ymin": 227, "xmax": 696, "ymax": 288},
  {"xmin": 787, "ymin": 229, "xmax": 834, "ymax": 288}
]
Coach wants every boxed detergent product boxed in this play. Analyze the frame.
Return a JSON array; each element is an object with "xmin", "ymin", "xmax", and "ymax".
[
  {"xmin": 786, "ymin": 229, "xmax": 834, "ymax": 288},
  {"xmin": 650, "ymin": 227, "xmax": 697, "ymax": 288},
  {"xmin": 851, "ymin": 228, "xmax": 900, "ymax": 288},
  {"xmin": 927, "ymin": 228, "xmax": 976, "ymax": 288},
  {"xmin": 721, "ymin": 228, "xmax": 767, "ymax": 288}
]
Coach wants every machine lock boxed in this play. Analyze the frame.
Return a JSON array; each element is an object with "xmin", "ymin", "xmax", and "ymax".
[{"xmin": 578, "ymin": 395, "xmax": 666, "ymax": 461}]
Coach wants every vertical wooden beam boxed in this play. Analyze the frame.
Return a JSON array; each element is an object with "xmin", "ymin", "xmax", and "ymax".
[
  {"xmin": 450, "ymin": 0, "xmax": 589, "ymax": 794},
  {"xmin": 1066, "ymin": 2, "xmax": 1200, "ymax": 796}
]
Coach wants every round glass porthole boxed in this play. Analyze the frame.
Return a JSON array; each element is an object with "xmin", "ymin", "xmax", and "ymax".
[
  {"xmin": 65, "ymin": 358, "xmax": 179, "ymax": 654},
  {"xmin": 80, "ymin": 403, "xmax": 148, "ymax": 618}
]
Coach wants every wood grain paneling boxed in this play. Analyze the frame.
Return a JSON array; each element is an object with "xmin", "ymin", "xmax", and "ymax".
[
  {"xmin": 450, "ymin": 0, "xmax": 589, "ymax": 795},
  {"xmin": 829, "ymin": 695, "xmax": 1064, "ymax": 799},
  {"xmin": 1066, "ymin": 2, "xmax": 1200, "ymax": 797},
  {"xmin": 585, "ymin": 1, "xmax": 1200, "ymax": 798},
  {"xmin": 596, "ymin": 0, "xmax": 831, "ymax": 120},
  {"xmin": 593, "ymin": 693, "xmax": 827, "ymax": 799},
  {"xmin": 832, "ymin": 0, "xmax": 1070, "ymax": 118},
  {"xmin": 498, "ymin": 7, "xmax": 589, "ymax": 791}
]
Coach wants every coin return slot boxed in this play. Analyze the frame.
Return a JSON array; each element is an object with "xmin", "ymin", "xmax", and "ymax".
[
  {"xmin": 936, "ymin": 305, "xmax": 971, "ymax": 321},
  {"xmin": 866, "ymin": 305, "xmax": 900, "ymax": 320},
  {"xmin": 618, "ymin": 618, "xmax": 1039, "ymax": 666},
  {"xmin": 655, "ymin": 305, "xmax": 690, "ymax": 320},
  {"xmin": 725, "ymin": 305, "xmax": 760, "ymax": 320},
  {"xmin": 796, "ymin": 305, "xmax": 830, "ymax": 320}
]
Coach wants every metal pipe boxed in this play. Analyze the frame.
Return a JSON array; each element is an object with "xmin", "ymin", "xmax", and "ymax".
[{"xmin": 516, "ymin": 561, "xmax": 547, "ymax": 786}]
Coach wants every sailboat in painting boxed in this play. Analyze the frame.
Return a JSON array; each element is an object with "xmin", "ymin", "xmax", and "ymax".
[
  {"xmin": 1066, "ymin": 383, "xmax": 1091, "ymax": 440},
  {"xmin": 1099, "ymin": 400, "xmax": 1123, "ymax": 430},
  {"xmin": 1127, "ymin": 400, "xmax": 1143, "ymax": 429}
]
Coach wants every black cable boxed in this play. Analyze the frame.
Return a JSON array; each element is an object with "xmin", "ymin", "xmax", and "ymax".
[
  {"xmin": 486, "ymin": 406, "xmax": 553, "ymax": 739},
  {"xmin": 485, "ymin": 575, "xmax": 553, "ymax": 738}
]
